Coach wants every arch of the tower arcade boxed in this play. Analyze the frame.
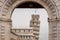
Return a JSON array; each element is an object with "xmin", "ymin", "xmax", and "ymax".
[
  {"xmin": 0, "ymin": 0, "xmax": 60, "ymax": 20},
  {"xmin": 0, "ymin": 0, "xmax": 60, "ymax": 40}
]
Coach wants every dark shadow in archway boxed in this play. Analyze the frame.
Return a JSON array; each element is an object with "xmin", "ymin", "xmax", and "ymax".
[{"xmin": 16, "ymin": 1, "xmax": 44, "ymax": 8}]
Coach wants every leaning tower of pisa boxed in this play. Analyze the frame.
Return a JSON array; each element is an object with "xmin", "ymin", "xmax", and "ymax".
[{"xmin": 30, "ymin": 14, "xmax": 40, "ymax": 40}]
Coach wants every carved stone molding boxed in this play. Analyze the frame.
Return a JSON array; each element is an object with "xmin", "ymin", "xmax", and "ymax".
[
  {"xmin": 48, "ymin": 18, "xmax": 60, "ymax": 22},
  {"xmin": 0, "ymin": 0, "xmax": 60, "ymax": 20},
  {"xmin": 0, "ymin": 0, "xmax": 60, "ymax": 40}
]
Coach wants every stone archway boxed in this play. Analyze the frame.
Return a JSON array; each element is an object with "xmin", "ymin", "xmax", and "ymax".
[{"xmin": 0, "ymin": 0, "xmax": 60, "ymax": 40}]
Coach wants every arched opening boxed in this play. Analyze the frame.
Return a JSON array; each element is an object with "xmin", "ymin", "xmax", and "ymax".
[
  {"xmin": 0, "ymin": 0, "xmax": 60, "ymax": 40},
  {"xmin": 16, "ymin": 1, "xmax": 44, "ymax": 8},
  {"xmin": 11, "ymin": 1, "xmax": 48, "ymax": 40}
]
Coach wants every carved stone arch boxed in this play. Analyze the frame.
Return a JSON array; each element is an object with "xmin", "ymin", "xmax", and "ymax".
[
  {"xmin": 0, "ymin": 0, "xmax": 60, "ymax": 40},
  {"xmin": 0, "ymin": 0, "xmax": 59, "ymax": 20}
]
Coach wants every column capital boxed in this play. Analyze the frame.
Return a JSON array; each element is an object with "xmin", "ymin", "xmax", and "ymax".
[
  {"xmin": 0, "ymin": 18, "xmax": 12, "ymax": 22},
  {"xmin": 48, "ymin": 18, "xmax": 60, "ymax": 22}
]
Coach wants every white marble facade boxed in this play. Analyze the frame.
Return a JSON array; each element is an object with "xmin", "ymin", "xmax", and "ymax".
[{"xmin": 0, "ymin": 0, "xmax": 60, "ymax": 40}]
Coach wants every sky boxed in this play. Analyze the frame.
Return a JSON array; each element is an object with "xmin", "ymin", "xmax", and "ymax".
[{"xmin": 11, "ymin": 8, "xmax": 48, "ymax": 40}]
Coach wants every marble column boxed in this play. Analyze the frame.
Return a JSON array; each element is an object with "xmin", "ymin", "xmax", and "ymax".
[
  {"xmin": 0, "ymin": 19, "xmax": 12, "ymax": 40},
  {"xmin": 48, "ymin": 18, "xmax": 60, "ymax": 40}
]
